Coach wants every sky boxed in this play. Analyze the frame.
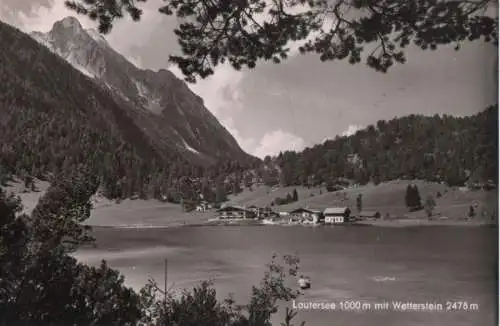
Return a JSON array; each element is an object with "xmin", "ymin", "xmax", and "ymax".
[{"xmin": 1, "ymin": 0, "xmax": 498, "ymax": 159}]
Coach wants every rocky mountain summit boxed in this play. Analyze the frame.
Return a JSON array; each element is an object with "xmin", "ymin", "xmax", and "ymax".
[{"xmin": 30, "ymin": 16, "xmax": 251, "ymax": 164}]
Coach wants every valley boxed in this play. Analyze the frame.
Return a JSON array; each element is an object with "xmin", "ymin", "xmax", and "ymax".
[{"xmin": 0, "ymin": 5, "xmax": 497, "ymax": 326}]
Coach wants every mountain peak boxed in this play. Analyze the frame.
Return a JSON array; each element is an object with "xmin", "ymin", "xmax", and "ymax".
[
  {"xmin": 52, "ymin": 16, "xmax": 83, "ymax": 35},
  {"xmin": 25, "ymin": 18, "xmax": 250, "ymax": 162}
]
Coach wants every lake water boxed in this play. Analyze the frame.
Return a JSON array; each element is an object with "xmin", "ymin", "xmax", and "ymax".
[{"xmin": 76, "ymin": 225, "xmax": 497, "ymax": 326}]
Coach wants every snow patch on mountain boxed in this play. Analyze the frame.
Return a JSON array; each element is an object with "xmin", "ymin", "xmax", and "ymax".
[
  {"xmin": 181, "ymin": 138, "xmax": 200, "ymax": 154},
  {"xmin": 171, "ymin": 129, "xmax": 199, "ymax": 154},
  {"xmin": 65, "ymin": 52, "xmax": 95, "ymax": 78},
  {"xmin": 134, "ymin": 79, "xmax": 148, "ymax": 98},
  {"xmin": 133, "ymin": 79, "xmax": 163, "ymax": 114}
]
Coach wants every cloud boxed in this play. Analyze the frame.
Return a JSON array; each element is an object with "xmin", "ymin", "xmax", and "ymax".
[
  {"xmin": 219, "ymin": 117, "xmax": 258, "ymax": 155},
  {"xmin": 13, "ymin": 0, "xmax": 93, "ymax": 32},
  {"xmin": 0, "ymin": 0, "xmax": 53, "ymax": 27},
  {"xmin": 169, "ymin": 64, "xmax": 264, "ymax": 154},
  {"xmin": 253, "ymin": 130, "xmax": 307, "ymax": 158},
  {"xmin": 169, "ymin": 64, "xmax": 250, "ymax": 144},
  {"xmin": 342, "ymin": 124, "xmax": 363, "ymax": 137},
  {"xmin": 170, "ymin": 65, "xmax": 307, "ymax": 158},
  {"xmin": 169, "ymin": 64, "xmax": 245, "ymax": 117}
]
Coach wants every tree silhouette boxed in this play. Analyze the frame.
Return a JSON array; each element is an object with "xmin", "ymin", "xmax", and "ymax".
[
  {"xmin": 356, "ymin": 193, "xmax": 363, "ymax": 213},
  {"xmin": 215, "ymin": 177, "xmax": 227, "ymax": 203},
  {"xmin": 405, "ymin": 184, "xmax": 422, "ymax": 211},
  {"xmin": 65, "ymin": 0, "xmax": 498, "ymax": 82},
  {"xmin": 0, "ymin": 183, "xmax": 142, "ymax": 325},
  {"xmin": 468, "ymin": 205, "xmax": 476, "ymax": 219},
  {"xmin": 405, "ymin": 185, "xmax": 413, "ymax": 208},
  {"xmin": 424, "ymin": 195, "xmax": 437, "ymax": 218}
]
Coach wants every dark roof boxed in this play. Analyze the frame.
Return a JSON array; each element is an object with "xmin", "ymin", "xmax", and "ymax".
[
  {"xmin": 290, "ymin": 207, "xmax": 316, "ymax": 214},
  {"xmin": 324, "ymin": 207, "xmax": 349, "ymax": 215},
  {"xmin": 216, "ymin": 206, "xmax": 251, "ymax": 213}
]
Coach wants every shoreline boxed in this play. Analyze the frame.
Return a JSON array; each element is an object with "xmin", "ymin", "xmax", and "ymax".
[
  {"xmin": 89, "ymin": 217, "xmax": 496, "ymax": 230},
  {"xmin": 353, "ymin": 218, "xmax": 496, "ymax": 228}
]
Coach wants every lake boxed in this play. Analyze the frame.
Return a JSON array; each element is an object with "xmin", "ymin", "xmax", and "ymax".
[{"xmin": 75, "ymin": 225, "xmax": 497, "ymax": 326}]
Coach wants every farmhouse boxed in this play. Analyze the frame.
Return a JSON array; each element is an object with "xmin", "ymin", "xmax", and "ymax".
[
  {"xmin": 289, "ymin": 208, "xmax": 322, "ymax": 224},
  {"xmin": 248, "ymin": 205, "xmax": 259, "ymax": 211},
  {"xmin": 247, "ymin": 205, "xmax": 276, "ymax": 218},
  {"xmin": 215, "ymin": 206, "xmax": 256, "ymax": 219},
  {"xmin": 261, "ymin": 206, "xmax": 278, "ymax": 218},
  {"xmin": 324, "ymin": 207, "xmax": 351, "ymax": 224}
]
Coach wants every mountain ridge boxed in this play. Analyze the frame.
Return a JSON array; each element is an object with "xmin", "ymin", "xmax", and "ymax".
[
  {"xmin": 29, "ymin": 16, "xmax": 251, "ymax": 165},
  {"xmin": 0, "ymin": 18, "xmax": 256, "ymax": 201}
]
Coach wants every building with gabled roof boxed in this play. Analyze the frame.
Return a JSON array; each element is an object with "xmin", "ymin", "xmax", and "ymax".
[{"xmin": 324, "ymin": 207, "xmax": 351, "ymax": 224}]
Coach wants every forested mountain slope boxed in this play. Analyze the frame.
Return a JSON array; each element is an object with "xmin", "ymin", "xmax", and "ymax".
[
  {"xmin": 273, "ymin": 106, "xmax": 498, "ymax": 188},
  {"xmin": 0, "ymin": 20, "xmax": 255, "ymax": 200}
]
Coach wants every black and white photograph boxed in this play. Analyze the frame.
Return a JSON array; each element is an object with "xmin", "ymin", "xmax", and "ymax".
[{"xmin": 0, "ymin": 0, "xmax": 498, "ymax": 325}]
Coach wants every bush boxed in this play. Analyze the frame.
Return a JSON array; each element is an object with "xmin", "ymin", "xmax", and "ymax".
[
  {"xmin": 274, "ymin": 192, "xmax": 296, "ymax": 206},
  {"xmin": 138, "ymin": 254, "xmax": 304, "ymax": 326},
  {"xmin": 326, "ymin": 184, "xmax": 343, "ymax": 192}
]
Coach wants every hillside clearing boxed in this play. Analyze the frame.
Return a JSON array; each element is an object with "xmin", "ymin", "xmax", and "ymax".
[
  {"xmin": 229, "ymin": 180, "xmax": 498, "ymax": 221},
  {"xmin": 3, "ymin": 178, "xmax": 496, "ymax": 227}
]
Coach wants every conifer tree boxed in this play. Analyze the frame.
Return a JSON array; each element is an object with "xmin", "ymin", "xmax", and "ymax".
[
  {"xmin": 356, "ymin": 193, "xmax": 363, "ymax": 213},
  {"xmin": 405, "ymin": 184, "xmax": 422, "ymax": 211},
  {"xmin": 424, "ymin": 195, "xmax": 437, "ymax": 218}
]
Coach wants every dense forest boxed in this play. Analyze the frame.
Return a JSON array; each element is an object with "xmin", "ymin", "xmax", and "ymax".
[{"xmin": 266, "ymin": 106, "xmax": 498, "ymax": 189}]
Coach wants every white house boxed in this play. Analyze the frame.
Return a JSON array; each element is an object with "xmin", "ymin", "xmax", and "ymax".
[
  {"xmin": 324, "ymin": 207, "xmax": 350, "ymax": 224},
  {"xmin": 289, "ymin": 208, "xmax": 321, "ymax": 224},
  {"xmin": 325, "ymin": 215, "xmax": 344, "ymax": 224},
  {"xmin": 196, "ymin": 201, "xmax": 211, "ymax": 212}
]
